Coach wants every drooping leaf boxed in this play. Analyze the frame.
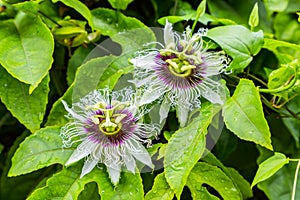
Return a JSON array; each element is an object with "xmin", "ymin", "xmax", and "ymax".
[
  {"xmin": 164, "ymin": 103, "xmax": 220, "ymax": 198},
  {"xmin": 145, "ymin": 172, "xmax": 174, "ymax": 200},
  {"xmin": 0, "ymin": 12, "xmax": 54, "ymax": 93},
  {"xmin": 0, "ymin": 66, "xmax": 50, "ymax": 132},
  {"xmin": 251, "ymin": 152, "xmax": 289, "ymax": 188},
  {"xmin": 8, "ymin": 126, "xmax": 73, "ymax": 176},
  {"xmin": 187, "ymin": 162, "xmax": 242, "ymax": 200},
  {"xmin": 257, "ymin": 159, "xmax": 300, "ymax": 200},
  {"xmin": 223, "ymin": 79, "xmax": 273, "ymax": 150},
  {"xmin": 107, "ymin": 0, "xmax": 134, "ymax": 10},
  {"xmin": 52, "ymin": 0, "xmax": 94, "ymax": 29},
  {"xmin": 207, "ymin": 25, "xmax": 264, "ymax": 72}
]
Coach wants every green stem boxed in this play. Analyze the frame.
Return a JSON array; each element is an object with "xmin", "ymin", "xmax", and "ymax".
[
  {"xmin": 291, "ymin": 160, "xmax": 300, "ymax": 200},
  {"xmin": 290, "ymin": 159, "xmax": 300, "ymax": 162},
  {"xmin": 38, "ymin": 11, "xmax": 61, "ymax": 27},
  {"xmin": 248, "ymin": 73, "xmax": 268, "ymax": 87},
  {"xmin": 172, "ymin": 0, "xmax": 178, "ymax": 15}
]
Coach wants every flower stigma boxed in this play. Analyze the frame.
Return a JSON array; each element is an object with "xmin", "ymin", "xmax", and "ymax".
[{"xmin": 88, "ymin": 101, "xmax": 129, "ymax": 136}]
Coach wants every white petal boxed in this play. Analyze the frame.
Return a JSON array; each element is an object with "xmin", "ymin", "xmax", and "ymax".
[
  {"xmin": 62, "ymin": 100, "xmax": 85, "ymax": 122},
  {"xmin": 132, "ymin": 73, "xmax": 156, "ymax": 88},
  {"xmin": 176, "ymin": 105, "xmax": 189, "ymax": 127},
  {"xmin": 130, "ymin": 141, "xmax": 153, "ymax": 168},
  {"xmin": 164, "ymin": 20, "xmax": 175, "ymax": 48},
  {"xmin": 80, "ymin": 157, "xmax": 99, "ymax": 178},
  {"xmin": 124, "ymin": 156, "xmax": 136, "ymax": 173},
  {"xmin": 130, "ymin": 53, "xmax": 156, "ymax": 69},
  {"xmin": 201, "ymin": 80, "xmax": 225, "ymax": 105},
  {"xmin": 138, "ymin": 87, "xmax": 163, "ymax": 106},
  {"xmin": 159, "ymin": 96, "xmax": 171, "ymax": 123},
  {"xmin": 65, "ymin": 140, "xmax": 95, "ymax": 166},
  {"xmin": 107, "ymin": 165, "xmax": 121, "ymax": 185}
]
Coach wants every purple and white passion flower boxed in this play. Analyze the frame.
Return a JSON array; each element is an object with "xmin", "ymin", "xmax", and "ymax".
[
  {"xmin": 61, "ymin": 87, "xmax": 159, "ymax": 185},
  {"xmin": 130, "ymin": 21, "xmax": 229, "ymax": 126}
]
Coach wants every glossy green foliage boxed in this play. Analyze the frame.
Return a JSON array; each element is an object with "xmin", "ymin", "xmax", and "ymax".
[
  {"xmin": 207, "ymin": 25, "xmax": 264, "ymax": 72},
  {"xmin": 0, "ymin": 66, "xmax": 50, "ymax": 132},
  {"xmin": 251, "ymin": 152, "xmax": 289, "ymax": 187},
  {"xmin": 0, "ymin": 12, "xmax": 54, "ymax": 93},
  {"xmin": 8, "ymin": 126, "xmax": 73, "ymax": 176},
  {"xmin": 223, "ymin": 79, "xmax": 273, "ymax": 150},
  {"xmin": 1, "ymin": 0, "xmax": 300, "ymax": 199},
  {"xmin": 165, "ymin": 103, "xmax": 219, "ymax": 198}
]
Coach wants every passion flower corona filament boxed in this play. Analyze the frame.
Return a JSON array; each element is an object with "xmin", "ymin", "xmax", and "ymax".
[
  {"xmin": 130, "ymin": 21, "xmax": 229, "ymax": 126},
  {"xmin": 60, "ymin": 88, "xmax": 159, "ymax": 185}
]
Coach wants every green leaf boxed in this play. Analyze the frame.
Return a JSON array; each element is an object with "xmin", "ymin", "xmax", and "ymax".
[
  {"xmin": 202, "ymin": 152, "xmax": 253, "ymax": 199},
  {"xmin": 0, "ymin": 66, "xmax": 50, "ymax": 132},
  {"xmin": 13, "ymin": 1, "xmax": 39, "ymax": 15},
  {"xmin": 145, "ymin": 172, "xmax": 174, "ymax": 200},
  {"xmin": 223, "ymin": 79, "xmax": 273, "ymax": 150},
  {"xmin": 267, "ymin": 64, "xmax": 296, "ymax": 99},
  {"xmin": 251, "ymin": 152, "xmax": 289, "ymax": 188},
  {"xmin": 48, "ymin": 56, "xmax": 134, "ymax": 126},
  {"xmin": 274, "ymin": 13, "xmax": 300, "ymax": 45},
  {"xmin": 78, "ymin": 182, "xmax": 100, "ymax": 200},
  {"xmin": 0, "ymin": 12, "xmax": 54, "ymax": 93},
  {"xmin": 207, "ymin": 25, "xmax": 264, "ymax": 72},
  {"xmin": 52, "ymin": 0, "xmax": 94, "ymax": 29},
  {"xmin": 72, "ymin": 56, "xmax": 116, "ymax": 102},
  {"xmin": 8, "ymin": 126, "xmax": 73, "ymax": 176},
  {"xmin": 92, "ymin": 8, "xmax": 148, "ymax": 37},
  {"xmin": 46, "ymin": 85, "xmax": 73, "ymax": 126},
  {"xmin": 109, "ymin": 172, "xmax": 144, "ymax": 200},
  {"xmin": 207, "ymin": 0, "xmax": 244, "ymax": 24},
  {"xmin": 0, "ymin": 131, "xmax": 48, "ymax": 200},
  {"xmin": 107, "ymin": 0, "xmax": 134, "ymax": 10},
  {"xmin": 67, "ymin": 45, "xmax": 94, "ymax": 86},
  {"xmin": 264, "ymin": 0, "xmax": 289, "ymax": 12},
  {"xmin": 226, "ymin": 168, "xmax": 253, "ymax": 199},
  {"xmin": 164, "ymin": 103, "xmax": 220, "ymax": 198},
  {"xmin": 187, "ymin": 162, "xmax": 241, "ymax": 200},
  {"xmin": 0, "ymin": 144, "xmax": 3, "ymax": 155},
  {"xmin": 263, "ymin": 38, "xmax": 300, "ymax": 64},
  {"xmin": 158, "ymin": 15, "xmax": 194, "ymax": 25},
  {"xmin": 257, "ymin": 159, "xmax": 300, "ymax": 200},
  {"xmin": 248, "ymin": 2, "xmax": 259, "ymax": 29},
  {"xmin": 28, "ymin": 161, "xmax": 143, "ymax": 200},
  {"xmin": 27, "ymin": 164, "xmax": 112, "ymax": 200}
]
